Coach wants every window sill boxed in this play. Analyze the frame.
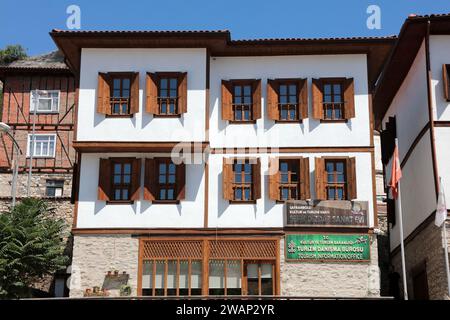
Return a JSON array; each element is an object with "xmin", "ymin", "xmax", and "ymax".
[
  {"xmin": 26, "ymin": 156, "xmax": 56, "ymax": 159},
  {"xmin": 153, "ymin": 114, "xmax": 182, "ymax": 118},
  {"xmin": 319, "ymin": 119, "xmax": 348, "ymax": 123},
  {"xmin": 151, "ymin": 200, "xmax": 180, "ymax": 204},
  {"xmin": 228, "ymin": 120, "xmax": 257, "ymax": 124},
  {"xmin": 229, "ymin": 200, "xmax": 257, "ymax": 204},
  {"xmin": 274, "ymin": 120, "xmax": 302, "ymax": 124},
  {"xmin": 106, "ymin": 200, "xmax": 135, "ymax": 205},
  {"xmin": 30, "ymin": 111, "xmax": 60, "ymax": 114},
  {"xmin": 105, "ymin": 114, "xmax": 134, "ymax": 118}
]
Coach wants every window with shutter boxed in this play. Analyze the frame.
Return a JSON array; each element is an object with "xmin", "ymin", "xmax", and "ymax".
[
  {"xmin": 222, "ymin": 79, "xmax": 261, "ymax": 123},
  {"xmin": 144, "ymin": 158, "xmax": 185, "ymax": 203},
  {"xmin": 226, "ymin": 158, "xmax": 261, "ymax": 202},
  {"xmin": 443, "ymin": 64, "xmax": 450, "ymax": 101},
  {"xmin": 271, "ymin": 157, "xmax": 310, "ymax": 202},
  {"xmin": 267, "ymin": 78, "xmax": 307, "ymax": 122},
  {"xmin": 315, "ymin": 157, "xmax": 357, "ymax": 201},
  {"xmin": 145, "ymin": 72, "xmax": 187, "ymax": 116},
  {"xmin": 312, "ymin": 78, "xmax": 355, "ymax": 121}
]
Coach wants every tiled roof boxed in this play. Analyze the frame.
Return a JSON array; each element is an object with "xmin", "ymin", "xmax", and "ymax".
[{"xmin": 0, "ymin": 50, "xmax": 68, "ymax": 70}]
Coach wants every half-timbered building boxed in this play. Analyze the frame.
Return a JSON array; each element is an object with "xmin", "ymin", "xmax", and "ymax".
[
  {"xmin": 51, "ymin": 30, "xmax": 394, "ymax": 298},
  {"xmin": 0, "ymin": 51, "xmax": 76, "ymax": 296}
]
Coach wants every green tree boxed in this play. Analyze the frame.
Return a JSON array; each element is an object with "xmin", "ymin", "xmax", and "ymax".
[
  {"xmin": 0, "ymin": 198, "xmax": 69, "ymax": 299},
  {"xmin": 0, "ymin": 45, "xmax": 27, "ymax": 64}
]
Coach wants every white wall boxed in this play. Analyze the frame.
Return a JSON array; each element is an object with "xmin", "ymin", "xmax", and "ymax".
[
  {"xmin": 207, "ymin": 152, "xmax": 375, "ymax": 228},
  {"xmin": 382, "ymin": 41, "xmax": 429, "ymax": 161},
  {"xmin": 430, "ymin": 35, "xmax": 450, "ymax": 121},
  {"xmin": 76, "ymin": 153, "xmax": 205, "ymax": 228},
  {"xmin": 209, "ymin": 54, "xmax": 371, "ymax": 148},
  {"xmin": 435, "ymin": 127, "xmax": 450, "ymax": 204},
  {"xmin": 388, "ymin": 131, "xmax": 436, "ymax": 249},
  {"xmin": 77, "ymin": 48, "xmax": 207, "ymax": 142}
]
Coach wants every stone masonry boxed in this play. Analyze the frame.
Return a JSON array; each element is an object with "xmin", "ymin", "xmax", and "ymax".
[
  {"xmin": 70, "ymin": 235, "xmax": 139, "ymax": 298},
  {"xmin": 0, "ymin": 172, "xmax": 74, "ymax": 295},
  {"xmin": 280, "ymin": 235, "xmax": 381, "ymax": 297},
  {"xmin": 391, "ymin": 218, "xmax": 450, "ymax": 300}
]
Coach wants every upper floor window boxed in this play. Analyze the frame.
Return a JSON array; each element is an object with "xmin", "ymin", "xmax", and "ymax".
[
  {"xmin": 267, "ymin": 79, "xmax": 307, "ymax": 122},
  {"xmin": 312, "ymin": 78, "xmax": 355, "ymax": 121},
  {"xmin": 27, "ymin": 134, "xmax": 56, "ymax": 158},
  {"xmin": 111, "ymin": 75, "xmax": 131, "ymax": 115},
  {"xmin": 146, "ymin": 72, "xmax": 187, "ymax": 117},
  {"xmin": 323, "ymin": 82, "xmax": 344, "ymax": 120},
  {"xmin": 30, "ymin": 90, "xmax": 60, "ymax": 113},
  {"xmin": 143, "ymin": 158, "xmax": 185, "ymax": 203},
  {"xmin": 222, "ymin": 158, "xmax": 261, "ymax": 203},
  {"xmin": 442, "ymin": 64, "xmax": 450, "ymax": 101},
  {"xmin": 233, "ymin": 83, "xmax": 253, "ymax": 122},
  {"xmin": 314, "ymin": 157, "xmax": 357, "ymax": 201},
  {"xmin": 112, "ymin": 160, "xmax": 132, "ymax": 201},
  {"xmin": 221, "ymin": 79, "xmax": 261, "ymax": 123},
  {"xmin": 97, "ymin": 158, "xmax": 141, "ymax": 203},
  {"xmin": 158, "ymin": 77, "xmax": 178, "ymax": 115},
  {"xmin": 325, "ymin": 159, "xmax": 346, "ymax": 200},
  {"xmin": 268, "ymin": 157, "xmax": 310, "ymax": 202},
  {"xmin": 97, "ymin": 72, "xmax": 139, "ymax": 117}
]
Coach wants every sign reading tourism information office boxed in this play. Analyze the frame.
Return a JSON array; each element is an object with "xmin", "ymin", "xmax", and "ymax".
[
  {"xmin": 285, "ymin": 200, "xmax": 369, "ymax": 228},
  {"xmin": 285, "ymin": 234, "xmax": 370, "ymax": 262}
]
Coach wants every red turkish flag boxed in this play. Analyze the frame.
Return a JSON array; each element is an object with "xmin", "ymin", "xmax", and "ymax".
[{"xmin": 389, "ymin": 144, "xmax": 402, "ymax": 199}]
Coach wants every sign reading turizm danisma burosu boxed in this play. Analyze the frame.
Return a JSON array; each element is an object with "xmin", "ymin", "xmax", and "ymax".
[{"xmin": 285, "ymin": 234, "xmax": 371, "ymax": 262}]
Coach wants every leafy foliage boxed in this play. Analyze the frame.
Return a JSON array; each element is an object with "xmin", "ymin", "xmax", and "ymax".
[
  {"xmin": 0, "ymin": 198, "xmax": 69, "ymax": 299},
  {"xmin": 0, "ymin": 45, "xmax": 27, "ymax": 64}
]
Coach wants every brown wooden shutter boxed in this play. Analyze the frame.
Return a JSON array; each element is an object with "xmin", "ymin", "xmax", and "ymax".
[
  {"xmin": 314, "ymin": 157, "xmax": 326, "ymax": 200},
  {"xmin": 176, "ymin": 161, "xmax": 186, "ymax": 200},
  {"xmin": 130, "ymin": 158, "xmax": 141, "ymax": 200},
  {"xmin": 221, "ymin": 80, "xmax": 233, "ymax": 121},
  {"xmin": 129, "ymin": 72, "xmax": 140, "ymax": 114},
  {"xmin": 178, "ymin": 72, "xmax": 188, "ymax": 114},
  {"xmin": 312, "ymin": 78, "xmax": 323, "ymax": 120},
  {"xmin": 299, "ymin": 157, "xmax": 310, "ymax": 200},
  {"xmin": 144, "ymin": 158, "xmax": 157, "ymax": 201},
  {"xmin": 222, "ymin": 158, "xmax": 233, "ymax": 200},
  {"xmin": 443, "ymin": 64, "xmax": 450, "ymax": 101},
  {"xmin": 146, "ymin": 72, "xmax": 159, "ymax": 114},
  {"xmin": 252, "ymin": 79, "xmax": 262, "ymax": 120},
  {"xmin": 268, "ymin": 157, "xmax": 280, "ymax": 201},
  {"xmin": 267, "ymin": 79, "xmax": 279, "ymax": 121},
  {"xmin": 252, "ymin": 158, "xmax": 261, "ymax": 200},
  {"xmin": 343, "ymin": 78, "xmax": 355, "ymax": 119},
  {"xmin": 98, "ymin": 158, "xmax": 111, "ymax": 201},
  {"xmin": 299, "ymin": 79, "xmax": 308, "ymax": 120},
  {"xmin": 346, "ymin": 157, "xmax": 357, "ymax": 200},
  {"xmin": 97, "ymin": 73, "xmax": 110, "ymax": 114}
]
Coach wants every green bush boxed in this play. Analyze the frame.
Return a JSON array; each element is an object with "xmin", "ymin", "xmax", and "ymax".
[
  {"xmin": 0, "ymin": 45, "xmax": 27, "ymax": 64},
  {"xmin": 0, "ymin": 198, "xmax": 69, "ymax": 299}
]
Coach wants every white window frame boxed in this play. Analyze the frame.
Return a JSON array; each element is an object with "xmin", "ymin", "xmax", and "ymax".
[
  {"xmin": 29, "ymin": 90, "xmax": 60, "ymax": 113},
  {"xmin": 26, "ymin": 134, "xmax": 57, "ymax": 158}
]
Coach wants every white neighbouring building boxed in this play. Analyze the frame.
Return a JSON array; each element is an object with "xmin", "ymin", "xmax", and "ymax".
[
  {"xmin": 374, "ymin": 14, "xmax": 450, "ymax": 300},
  {"xmin": 51, "ymin": 29, "xmax": 394, "ymax": 298}
]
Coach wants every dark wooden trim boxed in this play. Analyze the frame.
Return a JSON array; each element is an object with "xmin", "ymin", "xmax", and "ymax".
[
  {"xmin": 400, "ymin": 122, "xmax": 430, "ymax": 169},
  {"xmin": 72, "ymin": 228, "xmax": 285, "ymax": 236},
  {"xmin": 425, "ymin": 22, "xmax": 440, "ymax": 199},
  {"xmin": 203, "ymin": 161, "xmax": 209, "ymax": 228},
  {"xmin": 72, "ymin": 152, "xmax": 82, "ymax": 229},
  {"xmin": 434, "ymin": 121, "xmax": 450, "ymax": 127},
  {"xmin": 210, "ymin": 146, "xmax": 373, "ymax": 154},
  {"xmin": 72, "ymin": 141, "xmax": 209, "ymax": 152}
]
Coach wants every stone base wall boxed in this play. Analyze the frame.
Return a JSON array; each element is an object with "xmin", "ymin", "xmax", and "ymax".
[
  {"xmin": 280, "ymin": 235, "xmax": 381, "ymax": 297},
  {"xmin": 391, "ymin": 218, "xmax": 450, "ymax": 300},
  {"xmin": 376, "ymin": 213, "xmax": 391, "ymax": 296},
  {"xmin": 0, "ymin": 172, "xmax": 74, "ymax": 296},
  {"xmin": 69, "ymin": 235, "xmax": 139, "ymax": 298}
]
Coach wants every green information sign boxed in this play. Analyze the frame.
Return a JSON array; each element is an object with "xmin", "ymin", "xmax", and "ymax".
[{"xmin": 285, "ymin": 234, "xmax": 370, "ymax": 262}]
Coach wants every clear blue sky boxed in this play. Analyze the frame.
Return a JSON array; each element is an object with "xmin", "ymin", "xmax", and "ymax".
[{"xmin": 1, "ymin": 0, "xmax": 449, "ymax": 56}]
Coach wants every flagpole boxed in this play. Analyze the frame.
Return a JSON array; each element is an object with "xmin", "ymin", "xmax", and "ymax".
[{"xmin": 395, "ymin": 138, "xmax": 409, "ymax": 300}]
